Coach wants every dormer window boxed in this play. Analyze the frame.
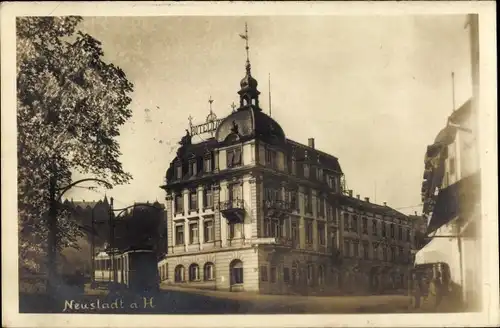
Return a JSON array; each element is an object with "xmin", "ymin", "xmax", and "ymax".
[
  {"xmin": 204, "ymin": 156, "xmax": 212, "ymax": 173},
  {"xmin": 189, "ymin": 161, "xmax": 197, "ymax": 176},
  {"xmin": 227, "ymin": 147, "xmax": 242, "ymax": 168},
  {"xmin": 317, "ymin": 168, "xmax": 323, "ymax": 181},
  {"xmin": 175, "ymin": 164, "xmax": 183, "ymax": 180},
  {"xmin": 303, "ymin": 163, "xmax": 310, "ymax": 178}
]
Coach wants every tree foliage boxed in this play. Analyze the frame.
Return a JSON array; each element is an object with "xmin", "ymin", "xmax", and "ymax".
[{"xmin": 17, "ymin": 17, "xmax": 134, "ymax": 272}]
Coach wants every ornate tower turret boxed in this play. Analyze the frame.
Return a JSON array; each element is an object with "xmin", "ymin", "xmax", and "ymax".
[{"xmin": 238, "ymin": 23, "xmax": 261, "ymax": 110}]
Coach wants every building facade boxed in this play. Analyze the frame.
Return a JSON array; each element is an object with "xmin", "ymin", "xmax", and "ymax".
[
  {"xmin": 159, "ymin": 51, "xmax": 419, "ymax": 295},
  {"xmin": 159, "ymin": 56, "xmax": 345, "ymax": 294},
  {"xmin": 416, "ymin": 98, "xmax": 481, "ymax": 309},
  {"xmin": 338, "ymin": 193, "xmax": 418, "ymax": 294}
]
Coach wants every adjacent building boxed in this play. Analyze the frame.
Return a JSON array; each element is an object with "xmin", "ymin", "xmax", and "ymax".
[{"xmin": 338, "ymin": 192, "xmax": 419, "ymax": 294}]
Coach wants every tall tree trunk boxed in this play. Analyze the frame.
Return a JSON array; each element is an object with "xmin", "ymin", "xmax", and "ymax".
[{"xmin": 47, "ymin": 171, "xmax": 58, "ymax": 305}]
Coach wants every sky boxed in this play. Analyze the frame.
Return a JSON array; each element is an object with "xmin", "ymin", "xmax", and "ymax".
[{"xmin": 67, "ymin": 15, "xmax": 473, "ymax": 214}]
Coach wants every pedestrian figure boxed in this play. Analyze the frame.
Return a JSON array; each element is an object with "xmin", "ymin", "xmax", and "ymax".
[{"xmin": 429, "ymin": 271, "xmax": 443, "ymax": 310}]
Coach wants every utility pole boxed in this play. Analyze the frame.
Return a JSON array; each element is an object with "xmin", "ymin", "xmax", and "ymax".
[
  {"xmin": 109, "ymin": 197, "xmax": 117, "ymax": 284},
  {"xmin": 90, "ymin": 208, "xmax": 95, "ymax": 287}
]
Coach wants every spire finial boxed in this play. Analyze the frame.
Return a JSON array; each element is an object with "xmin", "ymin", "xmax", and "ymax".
[
  {"xmin": 209, "ymin": 95, "xmax": 214, "ymax": 114},
  {"xmin": 239, "ymin": 22, "xmax": 250, "ymax": 69}
]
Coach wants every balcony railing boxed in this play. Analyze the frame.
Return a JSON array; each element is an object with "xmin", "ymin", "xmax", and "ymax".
[
  {"xmin": 219, "ymin": 199, "xmax": 244, "ymax": 211},
  {"xmin": 219, "ymin": 199, "xmax": 245, "ymax": 222},
  {"xmin": 264, "ymin": 200, "xmax": 292, "ymax": 218}
]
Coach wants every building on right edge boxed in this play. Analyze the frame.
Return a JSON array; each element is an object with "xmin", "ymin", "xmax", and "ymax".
[{"xmin": 415, "ymin": 14, "xmax": 481, "ymax": 310}]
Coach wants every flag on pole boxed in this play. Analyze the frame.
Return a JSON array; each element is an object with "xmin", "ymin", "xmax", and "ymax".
[{"xmin": 239, "ymin": 34, "xmax": 248, "ymax": 40}]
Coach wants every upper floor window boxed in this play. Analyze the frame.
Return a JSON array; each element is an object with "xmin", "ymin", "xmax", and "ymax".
[
  {"xmin": 303, "ymin": 164, "xmax": 310, "ymax": 178},
  {"xmin": 327, "ymin": 205, "xmax": 333, "ymax": 221},
  {"xmin": 290, "ymin": 189, "xmax": 299, "ymax": 211},
  {"xmin": 363, "ymin": 242, "xmax": 369, "ymax": 259},
  {"xmin": 372, "ymin": 220, "xmax": 377, "ymax": 236},
  {"xmin": 318, "ymin": 222, "xmax": 326, "ymax": 246},
  {"xmin": 291, "ymin": 158, "xmax": 297, "ymax": 175},
  {"xmin": 304, "ymin": 189, "xmax": 312, "ymax": 214},
  {"xmin": 189, "ymin": 222, "xmax": 199, "ymax": 244},
  {"xmin": 175, "ymin": 165, "xmax": 183, "ymax": 179},
  {"xmin": 390, "ymin": 223, "xmax": 395, "ymax": 238},
  {"xmin": 175, "ymin": 224, "xmax": 184, "ymax": 245},
  {"xmin": 344, "ymin": 240, "xmax": 350, "ymax": 257},
  {"xmin": 353, "ymin": 242, "xmax": 359, "ymax": 258},
  {"xmin": 203, "ymin": 187, "xmax": 213, "ymax": 209},
  {"xmin": 406, "ymin": 229, "xmax": 411, "ymax": 243},
  {"xmin": 227, "ymin": 147, "xmax": 242, "ymax": 168},
  {"xmin": 318, "ymin": 196, "xmax": 325, "ymax": 217},
  {"xmin": 204, "ymin": 219, "xmax": 214, "ymax": 242},
  {"xmin": 398, "ymin": 226, "xmax": 403, "ymax": 241},
  {"xmin": 352, "ymin": 215, "xmax": 358, "ymax": 233},
  {"xmin": 317, "ymin": 168, "xmax": 323, "ymax": 181},
  {"xmin": 189, "ymin": 190, "xmax": 198, "ymax": 211},
  {"xmin": 362, "ymin": 217, "xmax": 368, "ymax": 234},
  {"xmin": 305, "ymin": 219, "xmax": 313, "ymax": 244},
  {"xmin": 228, "ymin": 182, "xmax": 242, "ymax": 201},
  {"xmin": 203, "ymin": 156, "xmax": 212, "ymax": 173},
  {"xmin": 291, "ymin": 221, "xmax": 299, "ymax": 246},
  {"xmin": 175, "ymin": 194, "xmax": 184, "ymax": 214},
  {"xmin": 265, "ymin": 148, "xmax": 277, "ymax": 170},
  {"xmin": 189, "ymin": 161, "xmax": 197, "ymax": 176},
  {"xmin": 343, "ymin": 213, "xmax": 349, "ymax": 231}
]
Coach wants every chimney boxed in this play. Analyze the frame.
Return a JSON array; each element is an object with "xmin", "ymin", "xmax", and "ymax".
[
  {"xmin": 383, "ymin": 202, "xmax": 387, "ymax": 206},
  {"xmin": 356, "ymin": 194, "xmax": 360, "ymax": 199},
  {"xmin": 348, "ymin": 190, "xmax": 353, "ymax": 197},
  {"xmin": 308, "ymin": 138, "xmax": 315, "ymax": 149},
  {"xmin": 365, "ymin": 197, "xmax": 370, "ymax": 202}
]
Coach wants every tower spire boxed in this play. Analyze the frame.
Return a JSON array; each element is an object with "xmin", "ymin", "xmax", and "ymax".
[
  {"xmin": 239, "ymin": 22, "xmax": 250, "ymax": 69},
  {"xmin": 237, "ymin": 22, "xmax": 260, "ymax": 110}
]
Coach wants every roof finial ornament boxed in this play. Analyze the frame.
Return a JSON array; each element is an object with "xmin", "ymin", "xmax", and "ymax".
[
  {"xmin": 209, "ymin": 95, "xmax": 214, "ymax": 114},
  {"xmin": 239, "ymin": 22, "xmax": 250, "ymax": 70}
]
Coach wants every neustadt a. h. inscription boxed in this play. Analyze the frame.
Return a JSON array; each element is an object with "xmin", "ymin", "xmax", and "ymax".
[{"xmin": 63, "ymin": 297, "xmax": 155, "ymax": 312}]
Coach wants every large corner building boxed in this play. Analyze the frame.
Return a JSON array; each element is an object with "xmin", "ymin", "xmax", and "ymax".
[{"xmin": 159, "ymin": 47, "xmax": 418, "ymax": 295}]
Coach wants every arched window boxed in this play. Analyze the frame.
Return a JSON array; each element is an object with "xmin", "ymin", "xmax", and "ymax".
[
  {"xmin": 174, "ymin": 265, "xmax": 185, "ymax": 282},
  {"xmin": 291, "ymin": 261, "xmax": 299, "ymax": 285},
  {"xmin": 204, "ymin": 262, "xmax": 215, "ymax": 281},
  {"xmin": 307, "ymin": 263, "xmax": 314, "ymax": 286},
  {"xmin": 230, "ymin": 259, "xmax": 243, "ymax": 285},
  {"xmin": 189, "ymin": 264, "xmax": 200, "ymax": 281},
  {"xmin": 318, "ymin": 265, "xmax": 325, "ymax": 285}
]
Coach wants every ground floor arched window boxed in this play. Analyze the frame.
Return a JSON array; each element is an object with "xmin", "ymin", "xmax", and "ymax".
[
  {"xmin": 230, "ymin": 260, "xmax": 243, "ymax": 285},
  {"xmin": 291, "ymin": 262, "xmax": 299, "ymax": 285},
  {"xmin": 307, "ymin": 264, "xmax": 314, "ymax": 286},
  {"xmin": 318, "ymin": 265, "xmax": 325, "ymax": 285},
  {"xmin": 204, "ymin": 262, "xmax": 215, "ymax": 281},
  {"xmin": 175, "ymin": 265, "xmax": 185, "ymax": 282},
  {"xmin": 189, "ymin": 264, "xmax": 200, "ymax": 281}
]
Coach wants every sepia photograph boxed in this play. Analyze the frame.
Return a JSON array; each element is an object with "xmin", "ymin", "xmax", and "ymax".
[{"xmin": 1, "ymin": 1, "xmax": 498, "ymax": 327}]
